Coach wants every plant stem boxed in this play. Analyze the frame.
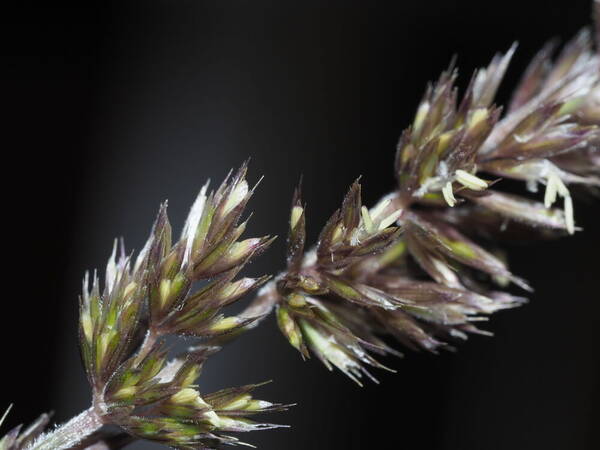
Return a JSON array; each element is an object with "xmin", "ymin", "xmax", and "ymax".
[{"xmin": 28, "ymin": 407, "xmax": 103, "ymax": 450}]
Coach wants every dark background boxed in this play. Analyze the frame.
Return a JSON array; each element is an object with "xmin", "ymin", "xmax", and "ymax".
[{"xmin": 2, "ymin": 1, "xmax": 599, "ymax": 449}]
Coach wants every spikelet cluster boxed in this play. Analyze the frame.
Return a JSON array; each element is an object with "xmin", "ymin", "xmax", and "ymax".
[
  {"xmin": 77, "ymin": 164, "xmax": 288, "ymax": 449},
  {"xmin": 274, "ymin": 16, "xmax": 600, "ymax": 383}
]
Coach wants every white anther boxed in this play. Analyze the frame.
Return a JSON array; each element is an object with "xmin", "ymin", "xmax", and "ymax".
[
  {"xmin": 442, "ymin": 181, "xmax": 456, "ymax": 207},
  {"xmin": 455, "ymin": 169, "xmax": 488, "ymax": 191}
]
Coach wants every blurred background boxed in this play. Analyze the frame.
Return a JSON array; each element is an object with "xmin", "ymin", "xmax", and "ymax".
[{"xmin": 2, "ymin": 1, "xmax": 599, "ymax": 449}]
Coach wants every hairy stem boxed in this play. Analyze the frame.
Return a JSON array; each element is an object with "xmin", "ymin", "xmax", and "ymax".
[{"xmin": 28, "ymin": 407, "xmax": 103, "ymax": 450}]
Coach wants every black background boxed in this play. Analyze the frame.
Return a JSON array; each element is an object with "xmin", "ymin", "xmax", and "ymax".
[{"xmin": 2, "ymin": 1, "xmax": 599, "ymax": 449}]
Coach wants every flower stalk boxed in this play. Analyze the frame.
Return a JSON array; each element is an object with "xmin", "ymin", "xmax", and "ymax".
[{"xmin": 27, "ymin": 408, "xmax": 103, "ymax": 450}]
